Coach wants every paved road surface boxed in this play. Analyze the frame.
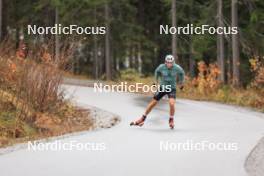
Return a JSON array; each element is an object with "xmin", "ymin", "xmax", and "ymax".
[{"xmin": 0, "ymin": 85, "xmax": 264, "ymax": 176}]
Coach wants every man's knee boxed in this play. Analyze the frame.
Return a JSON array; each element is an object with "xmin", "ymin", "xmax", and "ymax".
[
  {"xmin": 151, "ymin": 99, "xmax": 158, "ymax": 106},
  {"xmin": 169, "ymin": 99, "xmax": 175, "ymax": 107}
]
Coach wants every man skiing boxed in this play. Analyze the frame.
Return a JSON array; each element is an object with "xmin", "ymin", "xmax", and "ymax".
[{"xmin": 130, "ymin": 54, "xmax": 185, "ymax": 129}]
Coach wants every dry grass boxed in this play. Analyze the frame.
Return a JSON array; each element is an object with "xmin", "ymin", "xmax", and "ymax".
[
  {"xmin": 117, "ymin": 62, "xmax": 264, "ymax": 112},
  {"xmin": 0, "ymin": 39, "xmax": 93, "ymax": 147},
  {"xmin": 179, "ymin": 61, "xmax": 264, "ymax": 112}
]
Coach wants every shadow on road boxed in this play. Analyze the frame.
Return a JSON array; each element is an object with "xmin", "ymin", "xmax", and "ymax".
[
  {"xmin": 132, "ymin": 95, "xmax": 169, "ymax": 113},
  {"xmin": 134, "ymin": 127, "xmax": 182, "ymax": 133}
]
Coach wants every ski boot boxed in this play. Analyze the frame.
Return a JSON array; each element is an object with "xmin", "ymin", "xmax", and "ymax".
[
  {"xmin": 169, "ymin": 117, "xmax": 174, "ymax": 130},
  {"xmin": 130, "ymin": 115, "xmax": 146, "ymax": 127}
]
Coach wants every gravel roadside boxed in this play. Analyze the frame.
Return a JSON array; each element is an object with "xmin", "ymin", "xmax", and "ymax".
[
  {"xmin": 0, "ymin": 104, "xmax": 120, "ymax": 155},
  {"xmin": 245, "ymin": 137, "xmax": 264, "ymax": 176}
]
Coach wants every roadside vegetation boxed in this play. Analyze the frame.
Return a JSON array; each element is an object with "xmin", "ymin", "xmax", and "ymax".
[
  {"xmin": 111, "ymin": 59, "xmax": 264, "ymax": 112},
  {"xmin": 179, "ymin": 59, "xmax": 264, "ymax": 112},
  {"xmin": 0, "ymin": 40, "xmax": 93, "ymax": 147}
]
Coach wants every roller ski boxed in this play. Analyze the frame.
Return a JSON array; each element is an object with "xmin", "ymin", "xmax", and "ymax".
[
  {"xmin": 130, "ymin": 115, "xmax": 146, "ymax": 127},
  {"xmin": 169, "ymin": 117, "xmax": 174, "ymax": 130}
]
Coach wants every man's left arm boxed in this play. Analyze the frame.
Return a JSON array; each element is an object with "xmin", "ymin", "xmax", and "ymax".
[{"xmin": 176, "ymin": 65, "xmax": 185, "ymax": 89}]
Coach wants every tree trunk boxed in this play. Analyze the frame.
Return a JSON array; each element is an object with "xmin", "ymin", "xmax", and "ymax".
[
  {"xmin": 0, "ymin": 0, "xmax": 2, "ymax": 41},
  {"xmin": 132, "ymin": 46, "xmax": 136, "ymax": 69},
  {"xmin": 116, "ymin": 57, "xmax": 120, "ymax": 71},
  {"xmin": 55, "ymin": 7, "xmax": 60, "ymax": 64},
  {"xmin": 129, "ymin": 46, "xmax": 133, "ymax": 68},
  {"xmin": 227, "ymin": 44, "xmax": 232, "ymax": 84},
  {"xmin": 171, "ymin": 0, "xmax": 178, "ymax": 63},
  {"xmin": 98, "ymin": 45, "xmax": 104, "ymax": 77},
  {"xmin": 125, "ymin": 49, "xmax": 129, "ymax": 68},
  {"xmin": 93, "ymin": 8, "xmax": 99, "ymax": 79},
  {"xmin": 189, "ymin": 0, "xmax": 195, "ymax": 78},
  {"xmin": 231, "ymin": 0, "xmax": 240, "ymax": 86},
  {"xmin": 105, "ymin": 2, "xmax": 112, "ymax": 80},
  {"xmin": 137, "ymin": 43, "xmax": 142, "ymax": 73},
  {"xmin": 75, "ymin": 42, "xmax": 82, "ymax": 74},
  {"xmin": 217, "ymin": 0, "xmax": 225, "ymax": 82},
  {"xmin": 15, "ymin": 28, "xmax": 19, "ymax": 49},
  {"xmin": 189, "ymin": 41, "xmax": 195, "ymax": 78},
  {"xmin": 93, "ymin": 35, "xmax": 99, "ymax": 79}
]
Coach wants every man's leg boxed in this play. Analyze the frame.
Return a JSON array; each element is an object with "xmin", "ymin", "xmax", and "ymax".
[
  {"xmin": 168, "ymin": 89, "xmax": 176, "ymax": 129},
  {"xmin": 168, "ymin": 98, "xmax": 175, "ymax": 129},
  {"xmin": 168, "ymin": 98, "xmax": 175, "ymax": 117},
  {"xmin": 143, "ymin": 99, "xmax": 158, "ymax": 116},
  {"xmin": 130, "ymin": 91, "xmax": 164, "ymax": 126},
  {"xmin": 143, "ymin": 90, "xmax": 166, "ymax": 117}
]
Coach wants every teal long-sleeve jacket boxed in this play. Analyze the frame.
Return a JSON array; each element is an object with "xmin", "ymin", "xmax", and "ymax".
[{"xmin": 154, "ymin": 63, "xmax": 185, "ymax": 90}]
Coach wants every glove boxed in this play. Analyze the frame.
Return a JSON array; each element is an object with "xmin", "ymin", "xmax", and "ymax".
[{"xmin": 179, "ymin": 85, "xmax": 184, "ymax": 90}]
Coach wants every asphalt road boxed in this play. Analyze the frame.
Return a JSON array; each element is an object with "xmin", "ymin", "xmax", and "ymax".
[{"xmin": 0, "ymin": 85, "xmax": 264, "ymax": 176}]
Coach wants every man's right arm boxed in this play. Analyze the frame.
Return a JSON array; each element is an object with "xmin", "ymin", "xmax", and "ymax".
[{"xmin": 154, "ymin": 64, "xmax": 162, "ymax": 84}]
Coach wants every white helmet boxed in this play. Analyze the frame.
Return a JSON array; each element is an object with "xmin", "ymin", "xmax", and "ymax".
[{"xmin": 165, "ymin": 54, "xmax": 175, "ymax": 63}]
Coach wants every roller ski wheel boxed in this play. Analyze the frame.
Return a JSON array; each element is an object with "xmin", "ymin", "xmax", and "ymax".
[
  {"xmin": 169, "ymin": 117, "xmax": 174, "ymax": 130},
  {"xmin": 130, "ymin": 116, "xmax": 146, "ymax": 127}
]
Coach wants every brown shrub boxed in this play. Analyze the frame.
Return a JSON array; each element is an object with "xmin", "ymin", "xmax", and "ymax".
[
  {"xmin": 250, "ymin": 57, "xmax": 264, "ymax": 88},
  {"xmin": 14, "ymin": 60, "xmax": 65, "ymax": 120},
  {"xmin": 194, "ymin": 61, "xmax": 221, "ymax": 95},
  {"xmin": 0, "ymin": 39, "xmax": 68, "ymax": 121}
]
